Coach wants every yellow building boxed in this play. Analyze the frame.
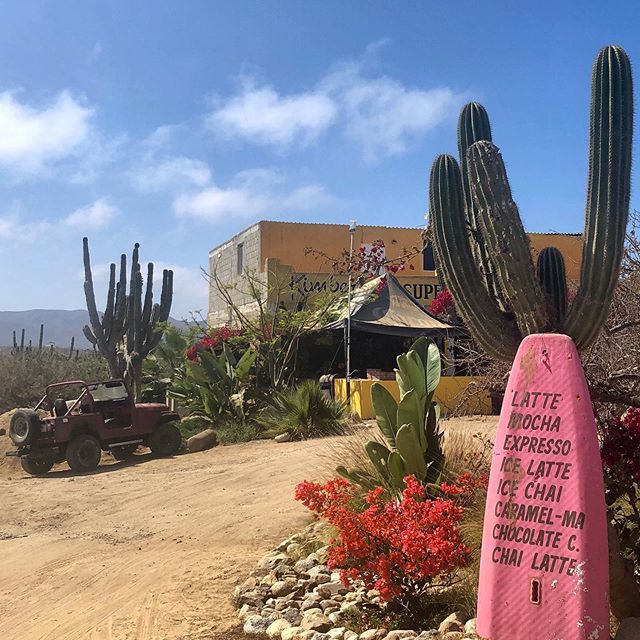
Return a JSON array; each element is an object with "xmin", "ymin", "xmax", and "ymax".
[
  {"xmin": 208, "ymin": 220, "xmax": 584, "ymax": 417},
  {"xmin": 208, "ymin": 220, "xmax": 584, "ymax": 325}
]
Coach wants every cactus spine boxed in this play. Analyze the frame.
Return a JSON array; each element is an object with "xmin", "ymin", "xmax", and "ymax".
[
  {"xmin": 536, "ymin": 247, "xmax": 568, "ymax": 328},
  {"xmin": 83, "ymin": 237, "xmax": 174, "ymax": 398},
  {"xmin": 429, "ymin": 45, "xmax": 633, "ymax": 360}
]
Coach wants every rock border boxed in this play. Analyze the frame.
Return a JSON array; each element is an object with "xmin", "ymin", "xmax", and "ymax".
[{"xmin": 235, "ymin": 522, "xmax": 479, "ymax": 640}]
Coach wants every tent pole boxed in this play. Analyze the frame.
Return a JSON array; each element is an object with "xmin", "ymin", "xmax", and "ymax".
[{"xmin": 346, "ymin": 220, "xmax": 356, "ymax": 408}]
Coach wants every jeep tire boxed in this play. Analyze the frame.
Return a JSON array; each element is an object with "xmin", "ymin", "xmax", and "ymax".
[
  {"xmin": 9, "ymin": 409, "xmax": 41, "ymax": 445},
  {"xmin": 111, "ymin": 444, "xmax": 138, "ymax": 460},
  {"xmin": 20, "ymin": 456, "xmax": 54, "ymax": 475},
  {"xmin": 149, "ymin": 422, "xmax": 182, "ymax": 457},
  {"xmin": 66, "ymin": 434, "xmax": 101, "ymax": 472}
]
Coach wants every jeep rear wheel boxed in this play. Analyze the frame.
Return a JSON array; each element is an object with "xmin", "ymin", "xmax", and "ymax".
[
  {"xmin": 111, "ymin": 444, "xmax": 138, "ymax": 460},
  {"xmin": 9, "ymin": 409, "xmax": 41, "ymax": 445},
  {"xmin": 20, "ymin": 457, "xmax": 54, "ymax": 475},
  {"xmin": 149, "ymin": 422, "xmax": 181, "ymax": 457},
  {"xmin": 66, "ymin": 434, "xmax": 101, "ymax": 472}
]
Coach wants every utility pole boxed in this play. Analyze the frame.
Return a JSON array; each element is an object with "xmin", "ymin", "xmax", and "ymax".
[{"xmin": 345, "ymin": 220, "xmax": 356, "ymax": 407}]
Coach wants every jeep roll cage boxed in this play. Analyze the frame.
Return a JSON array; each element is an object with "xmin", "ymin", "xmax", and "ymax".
[{"xmin": 34, "ymin": 379, "xmax": 133, "ymax": 418}]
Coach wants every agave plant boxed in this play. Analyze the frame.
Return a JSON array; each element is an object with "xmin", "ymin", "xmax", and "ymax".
[
  {"xmin": 338, "ymin": 337, "xmax": 444, "ymax": 492},
  {"xmin": 257, "ymin": 379, "xmax": 347, "ymax": 440}
]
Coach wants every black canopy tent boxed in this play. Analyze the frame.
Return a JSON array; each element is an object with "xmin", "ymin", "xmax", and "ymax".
[{"xmin": 322, "ymin": 273, "xmax": 463, "ymax": 337}]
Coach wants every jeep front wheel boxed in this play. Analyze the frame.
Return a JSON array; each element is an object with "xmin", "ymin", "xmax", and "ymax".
[
  {"xmin": 20, "ymin": 457, "xmax": 54, "ymax": 475},
  {"xmin": 66, "ymin": 434, "xmax": 101, "ymax": 472},
  {"xmin": 149, "ymin": 423, "xmax": 182, "ymax": 457}
]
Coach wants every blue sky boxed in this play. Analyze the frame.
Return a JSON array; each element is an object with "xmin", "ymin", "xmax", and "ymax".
[{"xmin": 0, "ymin": 0, "xmax": 638, "ymax": 317}]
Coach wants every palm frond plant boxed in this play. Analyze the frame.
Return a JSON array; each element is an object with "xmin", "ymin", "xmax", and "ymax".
[{"xmin": 257, "ymin": 379, "xmax": 347, "ymax": 440}]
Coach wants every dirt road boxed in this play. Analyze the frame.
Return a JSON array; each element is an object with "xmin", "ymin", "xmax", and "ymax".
[{"xmin": 0, "ymin": 416, "xmax": 496, "ymax": 640}]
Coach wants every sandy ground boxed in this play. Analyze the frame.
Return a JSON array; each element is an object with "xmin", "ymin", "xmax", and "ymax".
[{"xmin": 0, "ymin": 414, "xmax": 497, "ymax": 640}]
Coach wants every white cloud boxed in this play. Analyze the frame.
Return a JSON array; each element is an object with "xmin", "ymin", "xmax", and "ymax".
[
  {"xmin": 207, "ymin": 79, "xmax": 337, "ymax": 147},
  {"xmin": 0, "ymin": 90, "xmax": 94, "ymax": 175},
  {"xmin": 173, "ymin": 168, "xmax": 334, "ymax": 222},
  {"xmin": 62, "ymin": 198, "xmax": 118, "ymax": 231},
  {"xmin": 206, "ymin": 42, "xmax": 463, "ymax": 162},
  {"xmin": 322, "ymin": 62, "xmax": 461, "ymax": 162},
  {"xmin": 132, "ymin": 155, "xmax": 212, "ymax": 192}
]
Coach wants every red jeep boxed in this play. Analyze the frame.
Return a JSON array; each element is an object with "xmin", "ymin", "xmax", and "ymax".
[{"xmin": 6, "ymin": 379, "xmax": 182, "ymax": 475}]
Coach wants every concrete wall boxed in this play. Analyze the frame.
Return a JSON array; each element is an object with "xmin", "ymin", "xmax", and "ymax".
[{"xmin": 208, "ymin": 223, "xmax": 263, "ymax": 327}]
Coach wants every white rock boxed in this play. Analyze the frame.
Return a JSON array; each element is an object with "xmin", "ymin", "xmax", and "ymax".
[
  {"xmin": 328, "ymin": 611, "xmax": 342, "ymax": 624},
  {"xmin": 464, "ymin": 618, "xmax": 477, "ymax": 635},
  {"xmin": 281, "ymin": 627, "xmax": 302, "ymax": 640},
  {"xmin": 344, "ymin": 632, "xmax": 359, "ymax": 640},
  {"xmin": 384, "ymin": 631, "xmax": 416, "ymax": 640},
  {"xmin": 244, "ymin": 615, "xmax": 271, "ymax": 634},
  {"xmin": 275, "ymin": 432, "xmax": 292, "ymax": 443},
  {"xmin": 617, "ymin": 618, "xmax": 640, "ymax": 640},
  {"xmin": 300, "ymin": 613, "xmax": 332, "ymax": 632},
  {"xmin": 438, "ymin": 611, "xmax": 468, "ymax": 634},
  {"xmin": 272, "ymin": 580, "xmax": 296, "ymax": 597},
  {"xmin": 360, "ymin": 630, "xmax": 387, "ymax": 640},
  {"xmin": 238, "ymin": 604, "xmax": 258, "ymax": 621},
  {"xmin": 328, "ymin": 627, "xmax": 347, "ymax": 639},
  {"xmin": 267, "ymin": 619, "xmax": 292, "ymax": 638}
]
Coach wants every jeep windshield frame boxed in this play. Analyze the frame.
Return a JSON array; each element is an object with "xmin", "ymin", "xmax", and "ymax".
[{"xmin": 35, "ymin": 379, "xmax": 132, "ymax": 417}]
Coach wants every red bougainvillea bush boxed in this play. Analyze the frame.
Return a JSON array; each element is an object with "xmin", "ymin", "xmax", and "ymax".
[
  {"xmin": 601, "ymin": 407, "xmax": 640, "ymax": 570},
  {"xmin": 429, "ymin": 288, "xmax": 454, "ymax": 318},
  {"xmin": 186, "ymin": 325, "xmax": 244, "ymax": 361},
  {"xmin": 295, "ymin": 475, "xmax": 472, "ymax": 608}
]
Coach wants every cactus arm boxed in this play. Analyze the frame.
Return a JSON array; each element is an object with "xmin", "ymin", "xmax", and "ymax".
[
  {"xmin": 83, "ymin": 237, "xmax": 107, "ymax": 349},
  {"xmin": 429, "ymin": 154, "xmax": 520, "ymax": 361},
  {"xmin": 467, "ymin": 141, "xmax": 548, "ymax": 336},
  {"xmin": 102, "ymin": 263, "xmax": 116, "ymax": 344},
  {"xmin": 536, "ymin": 247, "xmax": 568, "ymax": 328},
  {"xmin": 457, "ymin": 102, "xmax": 506, "ymax": 309},
  {"xmin": 562, "ymin": 45, "xmax": 633, "ymax": 348}
]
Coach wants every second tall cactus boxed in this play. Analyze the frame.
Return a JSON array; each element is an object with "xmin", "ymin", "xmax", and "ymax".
[{"xmin": 429, "ymin": 45, "xmax": 633, "ymax": 361}]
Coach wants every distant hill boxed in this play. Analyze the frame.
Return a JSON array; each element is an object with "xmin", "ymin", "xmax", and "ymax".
[{"xmin": 0, "ymin": 310, "xmax": 187, "ymax": 349}]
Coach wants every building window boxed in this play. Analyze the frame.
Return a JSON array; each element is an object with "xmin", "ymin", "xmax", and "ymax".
[
  {"xmin": 423, "ymin": 242, "xmax": 436, "ymax": 271},
  {"xmin": 236, "ymin": 243, "xmax": 244, "ymax": 275}
]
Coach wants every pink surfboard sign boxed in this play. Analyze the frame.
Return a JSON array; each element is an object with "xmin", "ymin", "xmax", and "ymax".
[{"xmin": 477, "ymin": 334, "xmax": 609, "ymax": 640}]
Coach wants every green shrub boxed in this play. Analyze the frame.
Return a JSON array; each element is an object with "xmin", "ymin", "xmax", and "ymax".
[
  {"xmin": 215, "ymin": 418, "xmax": 263, "ymax": 444},
  {"xmin": 0, "ymin": 349, "xmax": 109, "ymax": 413},
  {"xmin": 257, "ymin": 380, "xmax": 347, "ymax": 440}
]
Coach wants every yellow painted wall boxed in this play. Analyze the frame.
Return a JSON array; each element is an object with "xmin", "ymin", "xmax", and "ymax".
[
  {"xmin": 258, "ymin": 221, "xmax": 584, "ymax": 283},
  {"xmin": 333, "ymin": 377, "xmax": 492, "ymax": 419}
]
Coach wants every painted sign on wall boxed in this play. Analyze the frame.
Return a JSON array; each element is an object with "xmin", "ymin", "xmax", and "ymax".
[{"xmin": 477, "ymin": 334, "xmax": 609, "ymax": 640}]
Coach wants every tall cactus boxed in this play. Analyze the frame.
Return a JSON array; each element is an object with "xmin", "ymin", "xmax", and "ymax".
[
  {"xmin": 83, "ymin": 237, "xmax": 128, "ymax": 378},
  {"xmin": 429, "ymin": 45, "xmax": 633, "ymax": 361},
  {"xmin": 124, "ymin": 243, "xmax": 174, "ymax": 400},
  {"xmin": 536, "ymin": 247, "xmax": 568, "ymax": 328},
  {"xmin": 83, "ymin": 237, "xmax": 174, "ymax": 398}
]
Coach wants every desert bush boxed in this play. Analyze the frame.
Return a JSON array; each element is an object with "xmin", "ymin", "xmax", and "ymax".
[
  {"xmin": 0, "ymin": 349, "xmax": 108, "ymax": 413},
  {"xmin": 256, "ymin": 379, "xmax": 347, "ymax": 440}
]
